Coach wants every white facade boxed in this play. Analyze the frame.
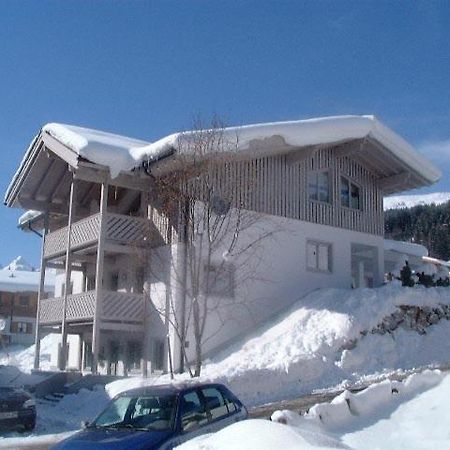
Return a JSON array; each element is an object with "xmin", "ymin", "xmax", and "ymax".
[{"xmin": 145, "ymin": 212, "xmax": 384, "ymax": 369}]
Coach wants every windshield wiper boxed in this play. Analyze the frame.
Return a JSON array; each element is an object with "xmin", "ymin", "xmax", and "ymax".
[{"xmin": 99, "ymin": 423, "xmax": 149, "ymax": 431}]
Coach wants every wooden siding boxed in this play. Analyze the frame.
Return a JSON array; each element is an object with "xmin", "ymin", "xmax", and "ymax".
[{"xmin": 202, "ymin": 147, "xmax": 384, "ymax": 236}]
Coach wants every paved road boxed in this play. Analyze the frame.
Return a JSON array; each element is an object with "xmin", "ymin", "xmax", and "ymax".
[
  {"xmin": 249, "ymin": 364, "xmax": 450, "ymax": 419},
  {"xmin": 248, "ymin": 388, "xmax": 360, "ymax": 419}
]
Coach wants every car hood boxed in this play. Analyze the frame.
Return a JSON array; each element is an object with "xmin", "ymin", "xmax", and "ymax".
[{"xmin": 52, "ymin": 428, "xmax": 174, "ymax": 450}]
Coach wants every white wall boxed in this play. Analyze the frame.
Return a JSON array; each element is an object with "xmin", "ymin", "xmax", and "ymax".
[{"xmin": 176, "ymin": 212, "xmax": 384, "ymax": 364}]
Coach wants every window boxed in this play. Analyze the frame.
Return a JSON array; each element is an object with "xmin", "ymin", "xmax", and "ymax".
[
  {"xmin": 16, "ymin": 321, "xmax": 30, "ymax": 333},
  {"xmin": 19, "ymin": 296, "xmax": 29, "ymax": 307},
  {"xmin": 86, "ymin": 275, "xmax": 96, "ymax": 291},
  {"xmin": 110, "ymin": 272, "xmax": 119, "ymax": 291},
  {"xmin": 201, "ymin": 387, "xmax": 229, "ymax": 421},
  {"xmin": 341, "ymin": 176, "xmax": 360, "ymax": 210},
  {"xmin": 152, "ymin": 339, "xmax": 165, "ymax": 371},
  {"xmin": 61, "ymin": 281, "xmax": 73, "ymax": 296},
  {"xmin": 220, "ymin": 386, "xmax": 239, "ymax": 413},
  {"xmin": 306, "ymin": 241, "xmax": 332, "ymax": 272},
  {"xmin": 308, "ymin": 170, "xmax": 330, "ymax": 203},
  {"xmin": 203, "ymin": 263, "xmax": 235, "ymax": 297},
  {"xmin": 180, "ymin": 391, "xmax": 208, "ymax": 432}
]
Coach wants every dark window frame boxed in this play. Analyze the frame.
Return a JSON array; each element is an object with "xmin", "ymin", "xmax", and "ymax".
[{"xmin": 340, "ymin": 175, "xmax": 362, "ymax": 210}]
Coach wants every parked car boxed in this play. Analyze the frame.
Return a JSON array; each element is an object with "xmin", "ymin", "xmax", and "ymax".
[
  {"xmin": 0, "ymin": 386, "xmax": 36, "ymax": 431},
  {"xmin": 52, "ymin": 382, "xmax": 247, "ymax": 450}
]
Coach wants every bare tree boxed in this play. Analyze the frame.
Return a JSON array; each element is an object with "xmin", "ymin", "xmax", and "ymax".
[{"xmin": 146, "ymin": 116, "xmax": 278, "ymax": 377}]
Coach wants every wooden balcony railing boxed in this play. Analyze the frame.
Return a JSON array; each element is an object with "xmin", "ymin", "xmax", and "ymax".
[
  {"xmin": 39, "ymin": 290, "xmax": 144, "ymax": 326},
  {"xmin": 44, "ymin": 213, "xmax": 151, "ymax": 259}
]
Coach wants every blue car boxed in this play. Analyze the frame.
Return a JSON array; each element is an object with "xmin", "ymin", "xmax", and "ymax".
[{"xmin": 52, "ymin": 382, "xmax": 248, "ymax": 449}]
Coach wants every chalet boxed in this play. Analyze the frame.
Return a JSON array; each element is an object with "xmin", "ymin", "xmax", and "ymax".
[
  {"xmin": 4, "ymin": 115, "xmax": 440, "ymax": 375},
  {"xmin": 0, "ymin": 257, "xmax": 54, "ymax": 345}
]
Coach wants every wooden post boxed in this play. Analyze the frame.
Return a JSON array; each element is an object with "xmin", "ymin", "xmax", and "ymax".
[
  {"xmin": 33, "ymin": 214, "xmax": 49, "ymax": 370},
  {"xmin": 81, "ymin": 338, "xmax": 86, "ymax": 371},
  {"xmin": 59, "ymin": 179, "xmax": 77, "ymax": 370},
  {"xmin": 141, "ymin": 192, "xmax": 150, "ymax": 377},
  {"xmin": 92, "ymin": 182, "xmax": 108, "ymax": 374}
]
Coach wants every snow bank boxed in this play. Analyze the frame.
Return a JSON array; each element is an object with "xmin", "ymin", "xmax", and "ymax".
[
  {"xmin": 180, "ymin": 371, "xmax": 449, "ymax": 450},
  {"xmin": 176, "ymin": 418, "xmax": 347, "ymax": 450},
  {"xmin": 107, "ymin": 285, "xmax": 450, "ymax": 406},
  {"xmin": 1, "ymin": 333, "xmax": 61, "ymax": 373},
  {"xmin": 301, "ymin": 369, "xmax": 443, "ymax": 430},
  {"xmin": 269, "ymin": 370, "xmax": 449, "ymax": 449}
]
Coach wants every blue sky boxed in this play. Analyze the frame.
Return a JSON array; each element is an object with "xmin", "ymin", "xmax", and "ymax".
[{"xmin": 1, "ymin": 0, "xmax": 450, "ymax": 267}]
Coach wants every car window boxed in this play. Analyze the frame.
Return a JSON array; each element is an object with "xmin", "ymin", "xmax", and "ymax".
[
  {"xmin": 94, "ymin": 396, "xmax": 131, "ymax": 426},
  {"xmin": 129, "ymin": 395, "xmax": 176, "ymax": 430},
  {"xmin": 220, "ymin": 387, "xmax": 238, "ymax": 413},
  {"xmin": 201, "ymin": 387, "xmax": 229, "ymax": 420},
  {"xmin": 93, "ymin": 394, "xmax": 176, "ymax": 431},
  {"xmin": 179, "ymin": 391, "xmax": 208, "ymax": 432}
]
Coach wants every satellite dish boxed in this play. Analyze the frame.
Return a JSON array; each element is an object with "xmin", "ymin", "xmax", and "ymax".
[{"xmin": 0, "ymin": 318, "xmax": 6, "ymax": 331}]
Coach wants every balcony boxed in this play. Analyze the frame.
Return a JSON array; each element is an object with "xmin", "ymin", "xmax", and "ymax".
[
  {"xmin": 39, "ymin": 290, "xmax": 145, "ymax": 328},
  {"xmin": 44, "ymin": 213, "xmax": 151, "ymax": 259}
]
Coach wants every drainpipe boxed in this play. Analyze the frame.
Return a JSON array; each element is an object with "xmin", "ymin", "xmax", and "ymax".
[{"xmin": 27, "ymin": 222, "xmax": 43, "ymax": 238}]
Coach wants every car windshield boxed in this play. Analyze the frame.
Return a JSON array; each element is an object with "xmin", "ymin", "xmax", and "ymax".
[{"xmin": 92, "ymin": 393, "xmax": 177, "ymax": 432}]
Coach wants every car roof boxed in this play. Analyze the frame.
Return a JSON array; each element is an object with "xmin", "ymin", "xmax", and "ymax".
[{"xmin": 117, "ymin": 382, "xmax": 226, "ymax": 397}]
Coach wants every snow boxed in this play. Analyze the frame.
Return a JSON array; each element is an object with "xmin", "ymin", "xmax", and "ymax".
[
  {"xmin": 176, "ymin": 418, "xmax": 347, "ymax": 450},
  {"xmin": 106, "ymin": 285, "xmax": 450, "ymax": 405},
  {"xmin": 0, "ymin": 257, "xmax": 54, "ymax": 293},
  {"xmin": 43, "ymin": 123, "xmax": 151, "ymax": 178},
  {"xmin": 41, "ymin": 116, "xmax": 440, "ymax": 183},
  {"xmin": 1, "ymin": 333, "xmax": 60, "ymax": 373},
  {"xmin": 384, "ymin": 239, "xmax": 428, "ymax": 258},
  {"xmin": 17, "ymin": 210, "xmax": 42, "ymax": 228},
  {"xmin": 132, "ymin": 116, "xmax": 442, "ymax": 187},
  {"xmin": 267, "ymin": 370, "xmax": 450, "ymax": 450},
  {"xmin": 384, "ymin": 191, "xmax": 450, "ymax": 210},
  {"xmin": 3, "ymin": 285, "xmax": 450, "ymax": 448},
  {"xmin": 177, "ymin": 370, "xmax": 450, "ymax": 449}
]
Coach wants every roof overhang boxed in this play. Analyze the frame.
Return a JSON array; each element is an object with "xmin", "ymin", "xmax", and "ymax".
[
  {"xmin": 146, "ymin": 116, "xmax": 441, "ymax": 193},
  {"xmin": 4, "ymin": 116, "xmax": 441, "ymax": 212},
  {"xmin": 4, "ymin": 129, "xmax": 153, "ymax": 214}
]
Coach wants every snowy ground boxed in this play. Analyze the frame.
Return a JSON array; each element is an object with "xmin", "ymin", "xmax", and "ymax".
[
  {"xmin": 2, "ymin": 284, "xmax": 450, "ymax": 448},
  {"xmin": 178, "ymin": 370, "xmax": 450, "ymax": 449}
]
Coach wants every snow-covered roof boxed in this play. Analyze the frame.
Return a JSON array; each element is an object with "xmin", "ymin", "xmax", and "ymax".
[
  {"xmin": 18, "ymin": 210, "xmax": 43, "ymax": 229},
  {"xmin": 143, "ymin": 115, "xmax": 441, "ymax": 184},
  {"xmin": 4, "ymin": 115, "xmax": 441, "ymax": 209},
  {"xmin": 42, "ymin": 123, "xmax": 151, "ymax": 178},
  {"xmin": 42, "ymin": 115, "xmax": 441, "ymax": 184},
  {"xmin": 384, "ymin": 239, "xmax": 429, "ymax": 258},
  {"xmin": 422, "ymin": 256, "xmax": 450, "ymax": 268},
  {"xmin": 0, "ymin": 263, "xmax": 55, "ymax": 293}
]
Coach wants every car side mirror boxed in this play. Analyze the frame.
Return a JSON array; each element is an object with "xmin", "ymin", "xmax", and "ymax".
[{"xmin": 81, "ymin": 420, "xmax": 90, "ymax": 429}]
